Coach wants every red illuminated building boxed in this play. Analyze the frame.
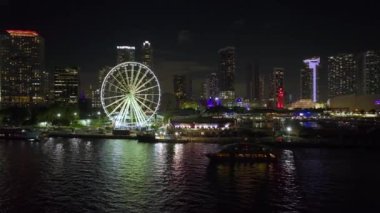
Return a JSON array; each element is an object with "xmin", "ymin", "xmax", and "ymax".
[{"xmin": 276, "ymin": 87, "xmax": 284, "ymax": 109}]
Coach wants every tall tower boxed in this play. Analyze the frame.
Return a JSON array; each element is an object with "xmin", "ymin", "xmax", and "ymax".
[
  {"xmin": 116, "ymin": 46, "xmax": 135, "ymax": 64},
  {"xmin": 218, "ymin": 47, "xmax": 235, "ymax": 100},
  {"xmin": 303, "ymin": 57, "xmax": 320, "ymax": 102},
  {"xmin": 272, "ymin": 68, "xmax": 285, "ymax": 109},
  {"xmin": 53, "ymin": 67, "xmax": 80, "ymax": 104},
  {"xmin": 141, "ymin": 41, "xmax": 153, "ymax": 68},
  {"xmin": 0, "ymin": 30, "xmax": 45, "ymax": 107},
  {"xmin": 327, "ymin": 54, "xmax": 357, "ymax": 98},
  {"xmin": 361, "ymin": 50, "xmax": 380, "ymax": 95}
]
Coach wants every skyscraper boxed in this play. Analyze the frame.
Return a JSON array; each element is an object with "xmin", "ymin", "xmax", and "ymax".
[
  {"xmin": 0, "ymin": 30, "xmax": 45, "ymax": 106},
  {"xmin": 201, "ymin": 72, "xmax": 219, "ymax": 99},
  {"xmin": 300, "ymin": 68, "xmax": 312, "ymax": 100},
  {"xmin": 141, "ymin": 41, "xmax": 153, "ymax": 68},
  {"xmin": 173, "ymin": 74, "xmax": 187, "ymax": 107},
  {"xmin": 53, "ymin": 67, "xmax": 80, "ymax": 104},
  {"xmin": 272, "ymin": 68, "xmax": 285, "ymax": 108},
  {"xmin": 327, "ymin": 54, "xmax": 357, "ymax": 98},
  {"xmin": 208, "ymin": 73, "xmax": 219, "ymax": 98},
  {"xmin": 246, "ymin": 63, "xmax": 261, "ymax": 101},
  {"xmin": 361, "ymin": 50, "xmax": 380, "ymax": 95},
  {"xmin": 303, "ymin": 57, "xmax": 320, "ymax": 102},
  {"xmin": 98, "ymin": 66, "xmax": 111, "ymax": 88},
  {"xmin": 218, "ymin": 47, "xmax": 235, "ymax": 99},
  {"xmin": 116, "ymin": 46, "xmax": 135, "ymax": 64}
]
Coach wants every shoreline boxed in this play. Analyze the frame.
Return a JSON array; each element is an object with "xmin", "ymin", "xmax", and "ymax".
[{"xmin": 40, "ymin": 132, "xmax": 380, "ymax": 149}]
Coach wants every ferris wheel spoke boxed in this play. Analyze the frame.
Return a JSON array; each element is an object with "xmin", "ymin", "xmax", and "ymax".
[
  {"xmin": 134, "ymin": 96, "xmax": 155, "ymax": 113},
  {"xmin": 106, "ymin": 81, "xmax": 127, "ymax": 93},
  {"xmin": 130, "ymin": 65, "xmax": 135, "ymax": 89},
  {"xmin": 134, "ymin": 75, "xmax": 156, "ymax": 92},
  {"xmin": 132, "ymin": 66, "xmax": 142, "ymax": 89},
  {"xmin": 104, "ymin": 96, "xmax": 125, "ymax": 109},
  {"xmin": 117, "ymin": 68, "xmax": 129, "ymax": 90},
  {"xmin": 115, "ymin": 97, "xmax": 128, "ymax": 125},
  {"xmin": 135, "ymin": 95, "xmax": 159, "ymax": 107},
  {"xmin": 121, "ymin": 98, "xmax": 132, "ymax": 126},
  {"xmin": 135, "ymin": 84, "xmax": 159, "ymax": 94},
  {"xmin": 107, "ymin": 97, "xmax": 126, "ymax": 115},
  {"xmin": 102, "ymin": 94, "xmax": 125, "ymax": 100},
  {"xmin": 134, "ymin": 97, "xmax": 148, "ymax": 123},
  {"xmin": 134, "ymin": 70, "xmax": 149, "ymax": 90},
  {"xmin": 135, "ymin": 93, "xmax": 160, "ymax": 96},
  {"xmin": 130, "ymin": 98, "xmax": 144, "ymax": 125},
  {"xmin": 123, "ymin": 98, "xmax": 132, "ymax": 125},
  {"xmin": 110, "ymin": 73, "xmax": 129, "ymax": 91},
  {"xmin": 123, "ymin": 66, "xmax": 131, "ymax": 87}
]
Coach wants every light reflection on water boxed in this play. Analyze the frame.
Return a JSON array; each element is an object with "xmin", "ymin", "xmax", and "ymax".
[{"xmin": 0, "ymin": 139, "xmax": 379, "ymax": 212}]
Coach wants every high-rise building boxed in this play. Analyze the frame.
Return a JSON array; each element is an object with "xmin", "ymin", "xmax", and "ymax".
[
  {"xmin": 303, "ymin": 57, "xmax": 320, "ymax": 102},
  {"xmin": 300, "ymin": 68, "xmax": 312, "ymax": 100},
  {"xmin": 116, "ymin": 46, "xmax": 135, "ymax": 64},
  {"xmin": 53, "ymin": 67, "xmax": 80, "ymax": 104},
  {"xmin": 208, "ymin": 73, "xmax": 219, "ymax": 98},
  {"xmin": 98, "ymin": 66, "xmax": 111, "ymax": 89},
  {"xmin": 246, "ymin": 63, "xmax": 261, "ymax": 101},
  {"xmin": 327, "ymin": 54, "xmax": 357, "ymax": 98},
  {"xmin": 218, "ymin": 47, "xmax": 235, "ymax": 99},
  {"xmin": 201, "ymin": 81, "xmax": 209, "ymax": 99},
  {"xmin": 361, "ymin": 50, "xmax": 380, "ymax": 95},
  {"xmin": 201, "ymin": 72, "xmax": 219, "ymax": 99},
  {"xmin": 272, "ymin": 67, "xmax": 285, "ymax": 108},
  {"xmin": 141, "ymin": 41, "xmax": 153, "ymax": 68},
  {"xmin": 0, "ymin": 30, "xmax": 45, "ymax": 106},
  {"xmin": 173, "ymin": 74, "xmax": 187, "ymax": 107},
  {"xmin": 259, "ymin": 75, "xmax": 265, "ymax": 101}
]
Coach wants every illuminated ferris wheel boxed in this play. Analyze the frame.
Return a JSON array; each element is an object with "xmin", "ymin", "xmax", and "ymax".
[{"xmin": 100, "ymin": 62, "xmax": 161, "ymax": 129}]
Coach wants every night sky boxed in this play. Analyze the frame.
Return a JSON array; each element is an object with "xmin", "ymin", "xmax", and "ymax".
[{"xmin": 2, "ymin": 0, "xmax": 380, "ymax": 100}]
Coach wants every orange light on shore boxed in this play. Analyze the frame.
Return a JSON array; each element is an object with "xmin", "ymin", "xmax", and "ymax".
[{"xmin": 6, "ymin": 30, "xmax": 39, "ymax": 37}]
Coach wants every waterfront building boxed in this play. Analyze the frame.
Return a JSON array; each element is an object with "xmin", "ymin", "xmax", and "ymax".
[
  {"xmin": 327, "ymin": 53, "xmax": 357, "ymax": 98},
  {"xmin": 116, "ymin": 46, "xmax": 135, "ymax": 64},
  {"xmin": 0, "ymin": 30, "xmax": 46, "ymax": 106},
  {"xmin": 141, "ymin": 41, "xmax": 153, "ymax": 68},
  {"xmin": 303, "ymin": 57, "xmax": 320, "ymax": 102},
  {"xmin": 218, "ymin": 47, "xmax": 235, "ymax": 100},
  {"xmin": 53, "ymin": 67, "xmax": 80, "ymax": 104}
]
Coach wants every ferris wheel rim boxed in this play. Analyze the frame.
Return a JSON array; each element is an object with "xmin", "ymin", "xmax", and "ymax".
[{"xmin": 100, "ymin": 61, "xmax": 161, "ymax": 128}]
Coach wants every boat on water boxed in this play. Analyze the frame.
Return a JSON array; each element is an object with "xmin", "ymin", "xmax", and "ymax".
[
  {"xmin": 206, "ymin": 143, "xmax": 277, "ymax": 162},
  {"xmin": 0, "ymin": 127, "xmax": 42, "ymax": 141}
]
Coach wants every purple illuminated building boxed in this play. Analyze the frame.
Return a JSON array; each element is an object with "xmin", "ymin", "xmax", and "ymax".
[{"xmin": 303, "ymin": 57, "xmax": 320, "ymax": 102}]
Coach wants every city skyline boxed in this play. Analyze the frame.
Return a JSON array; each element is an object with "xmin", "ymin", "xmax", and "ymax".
[{"xmin": 1, "ymin": 1, "xmax": 380, "ymax": 99}]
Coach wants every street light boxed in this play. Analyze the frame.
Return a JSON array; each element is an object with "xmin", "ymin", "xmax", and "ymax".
[
  {"xmin": 57, "ymin": 113, "xmax": 61, "ymax": 118},
  {"xmin": 286, "ymin": 126, "xmax": 292, "ymax": 133}
]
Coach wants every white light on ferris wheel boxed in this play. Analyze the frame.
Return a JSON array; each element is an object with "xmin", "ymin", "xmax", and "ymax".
[{"xmin": 100, "ymin": 62, "xmax": 161, "ymax": 129}]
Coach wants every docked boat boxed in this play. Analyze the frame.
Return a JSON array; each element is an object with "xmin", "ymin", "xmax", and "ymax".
[
  {"xmin": 0, "ymin": 127, "xmax": 41, "ymax": 141},
  {"xmin": 206, "ymin": 143, "xmax": 277, "ymax": 162}
]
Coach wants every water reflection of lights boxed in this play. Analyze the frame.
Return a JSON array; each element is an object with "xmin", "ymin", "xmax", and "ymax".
[
  {"xmin": 154, "ymin": 143, "xmax": 167, "ymax": 163},
  {"xmin": 173, "ymin": 144, "xmax": 184, "ymax": 168}
]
